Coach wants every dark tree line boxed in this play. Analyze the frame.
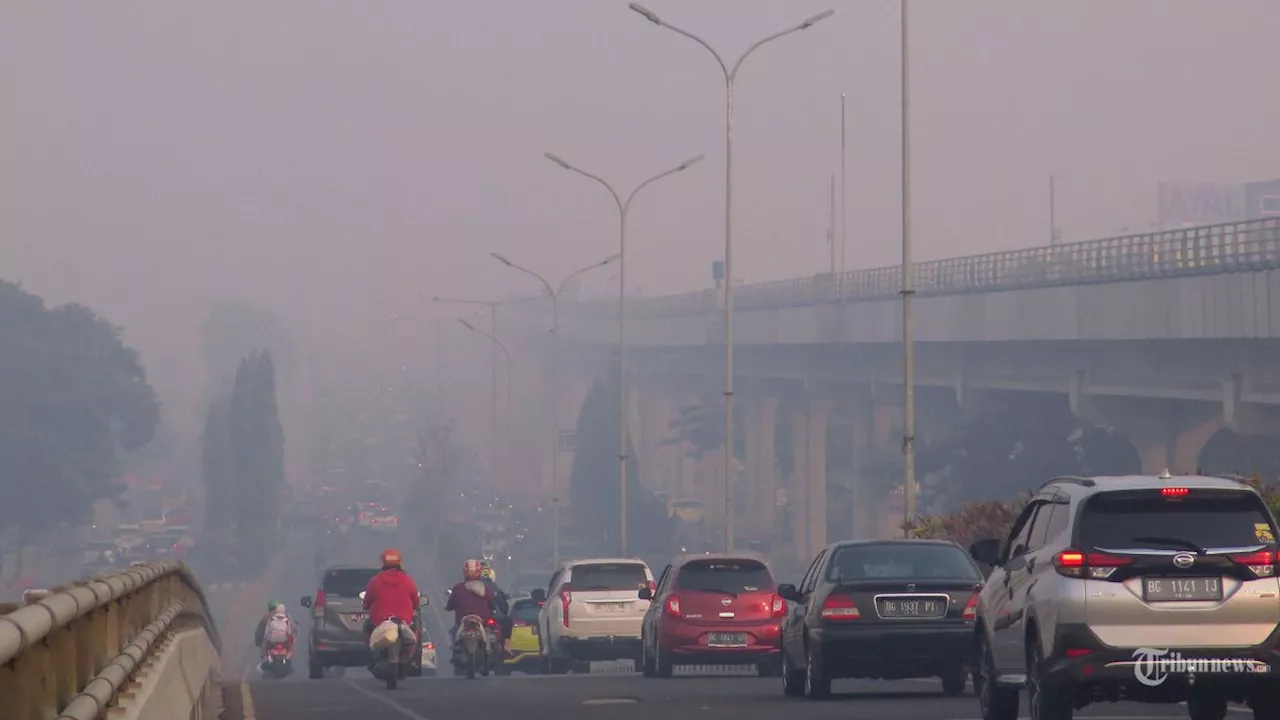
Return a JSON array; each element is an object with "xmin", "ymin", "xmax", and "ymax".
[
  {"xmin": 200, "ymin": 351, "xmax": 285, "ymax": 578},
  {"xmin": 0, "ymin": 280, "xmax": 160, "ymax": 548}
]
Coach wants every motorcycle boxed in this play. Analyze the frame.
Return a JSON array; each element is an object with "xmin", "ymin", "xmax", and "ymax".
[
  {"xmin": 260, "ymin": 643, "xmax": 293, "ymax": 679},
  {"xmin": 452, "ymin": 614, "xmax": 492, "ymax": 680},
  {"xmin": 368, "ymin": 616, "xmax": 417, "ymax": 690}
]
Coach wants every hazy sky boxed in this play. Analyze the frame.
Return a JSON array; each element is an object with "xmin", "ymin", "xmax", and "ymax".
[{"xmin": 4, "ymin": 0, "xmax": 1280, "ymax": 419}]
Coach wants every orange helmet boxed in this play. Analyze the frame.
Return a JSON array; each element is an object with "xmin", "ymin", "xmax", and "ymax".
[
  {"xmin": 380, "ymin": 548, "xmax": 403, "ymax": 568},
  {"xmin": 463, "ymin": 558, "xmax": 483, "ymax": 580}
]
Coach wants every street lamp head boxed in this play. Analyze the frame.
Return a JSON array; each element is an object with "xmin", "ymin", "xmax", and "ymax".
[
  {"xmin": 628, "ymin": 2, "xmax": 662, "ymax": 25},
  {"xmin": 544, "ymin": 152, "xmax": 571, "ymax": 170},
  {"xmin": 491, "ymin": 251, "xmax": 513, "ymax": 266},
  {"xmin": 678, "ymin": 154, "xmax": 706, "ymax": 171},
  {"xmin": 801, "ymin": 9, "xmax": 835, "ymax": 29}
]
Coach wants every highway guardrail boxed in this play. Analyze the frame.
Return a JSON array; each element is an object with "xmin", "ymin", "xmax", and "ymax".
[{"xmin": 0, "ymin": 561, "xmax": 221, "ymax": 720}]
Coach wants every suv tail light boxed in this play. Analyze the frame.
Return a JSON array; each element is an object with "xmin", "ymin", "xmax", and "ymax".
[
  {"xmin": 770, "ymin": 594, "xmax": 786, "ymax": 618},
  {"xmin": 961, "ymin": 593, "xmax": 979, "ymax": 621},
  {"xmin": 664, "ymin": 595, "xmax": 681, "ymax": 618},
  {"xmin": 1054, "ymin": 549, "xmax": 1132, "ymax": 579},
  {"xmin": 647, "ymin": 580, "xmax": 657, "ymax": 594},
  {"xmin": 1230, "ymin": 550, "xmax": 1277, "ymax": 578},
  {"xmin": 819, "ymin": 593, "xmax": 860, "ymax": 620},
  {"xmin": 559, "ymin": 584, "xmax": 572, "ymax": 627},
  {"xmin": 313, "ymin": 589, "xmax": 326, "ymax": 615}
]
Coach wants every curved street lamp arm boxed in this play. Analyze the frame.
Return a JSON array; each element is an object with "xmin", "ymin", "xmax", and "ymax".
[
  {"xmin": 557, "ymin": 253, "xmax": 620, "ymax": 294},
  {"xmin": 458, "ymin": 319, "xmax": 512, "ymax": 364},
  {"xmin": 624, "ymin": 155, "xmax": 706, "ymax": 213},
  {"xmin": 544, "ymin": 154, "xmax": 625, "ymax": 217},
  {"xmin": 731, "ymin": 20, "xmax": 820, "ymax": 80},
  {"xmin": 491, "ymin": 253, "xmax": 555, "ymax": 298},
  {"xmin": 645, "ymin": 19, "xmax": 729, "ymax": 83}
]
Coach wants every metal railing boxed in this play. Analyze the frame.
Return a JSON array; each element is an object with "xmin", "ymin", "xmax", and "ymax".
[
  {"xmin": 551, "ymin": 217, "xmax": 1280, "ymax": 318},
  {"xmin": 0, "ymin": 561, "xmax": 221, "ymax": 720}
]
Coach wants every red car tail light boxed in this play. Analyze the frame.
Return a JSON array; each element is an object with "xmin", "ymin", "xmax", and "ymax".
[
  {"xmin": 1231, "ymin": 550, "xmax": 1277, "ymax": 578},
  {"xmin": 313, "ymin": 589, "xmax": 326, "ymax": 615},
  {"xmin": 560, "ymin": 584, "xmax": 572, "ymax": 627},
  {"xmin": 664, "ymin": 595, "xmax": 681, "ymax": 618},
  {"xmin": 961, "ymin": 593, "xmax": 979, "ymax": 621},
  {"xmin": 769, "ymin": 594, "xmax": 786, "ymax": 618},
  {"xmin": 1053, "ymin": 549, "xmax": 1132, "ymax": 579},
  {"xmin": 819, "ymin": 593, "xmax": 860, "ymax": 620}
]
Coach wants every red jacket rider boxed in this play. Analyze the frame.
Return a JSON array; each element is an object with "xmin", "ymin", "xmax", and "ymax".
[{"xmin": 363, "ymin": 549, "xmax": 420, "ymax": 626}]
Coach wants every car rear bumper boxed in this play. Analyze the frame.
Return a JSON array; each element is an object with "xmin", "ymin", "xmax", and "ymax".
[
  {"xmin": 1041, "ymin": 622, "xmax": 1280, "ymax": 699},
  {"xmin": 661, "ymin": 621, "xmax": 781, "ymax": 661},
  {"xmin": 311, "ymin": 638, "xmax": 371, "ymax": 666},
  {"xmin": 557, "ymin": 635, "xmax": 641, "ymax": 661},
  {"xmin": 810, "ymin": 623, "xmax": 973, "ymax": 679}
]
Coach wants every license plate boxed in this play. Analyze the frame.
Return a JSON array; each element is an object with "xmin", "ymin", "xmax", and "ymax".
[
  {"xmin": 1143, "ymin": 577, "xmax": 1223, "ymax": 602},
  {"xmin": 707, "ymin": 632, "xmax": 748, "ymax": 647},
  {"xmin": 876, "ymin": 596, "xmax": 947, "ymax": 619},
  {"xmin": 346, "ymin": 612, "xmax": 368, "ymax": 622},
  {"xmin": 596, "ymin": 603, "xmax": 626, "ymax": 613}
]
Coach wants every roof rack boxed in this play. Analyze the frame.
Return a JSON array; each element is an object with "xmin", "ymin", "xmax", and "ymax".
[{"xmin": 1039, "ymin": 475, "xmax": 1096, "ymax": 490}]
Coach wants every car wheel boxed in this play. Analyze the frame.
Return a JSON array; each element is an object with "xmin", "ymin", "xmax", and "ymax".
[
  {"xmin": 977, "ymin": 633, "xmax": 1019, "ymax": 720},
  {"xmin": 804, "ymin": 645, "xmax": 831, "ymax": 700},
  {"xmin": 1251, "ymin": 685, "xmax": 1280, "ymax": 720},
  {"xmin": 308, "ymin": 656, "xmax": 324, "ymax": 680},
  {"xmin": 1026, "ymin": 638, "xmax": 1072, "ymax": 720},
  {"xmin": 1186, "ymin": 694, "xmax": 1227, "ymax": 720},
  {"xmin": 656, "ymin": 642, "xmax": 674, "ymax": 679},
  {"xmin": 782, "ymin": 648, "xmax": 806, "ymax": 697},
  {"xmin": 941, "ymin": 664, "xmax": 967, "ymax": 696},
  {"xmin": 641, "ymin": 639, "xmax": 656, "ymax": 678}
]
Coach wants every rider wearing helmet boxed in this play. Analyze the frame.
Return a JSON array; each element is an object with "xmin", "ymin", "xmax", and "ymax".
[
  {"xmin": 476, "ymin": 560, "xmax": 512, "ymax": 643},
  {"xmin": 254, "ymin": 599, "xmax": 284, "ymax": 648},
  {"xmin": 361, "ymin": 548, "xmax": 422, "ymax": 673},
  {"xmin": 445, "ymin": 558, "xmax": 496, "ymax": 649}
]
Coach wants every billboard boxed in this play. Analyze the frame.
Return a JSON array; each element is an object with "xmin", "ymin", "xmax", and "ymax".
[{"xmin": 1157, "ymin": 182, "xmax": 1248, "ymax": 230}]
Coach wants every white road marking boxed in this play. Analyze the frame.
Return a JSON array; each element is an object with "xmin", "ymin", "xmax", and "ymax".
[
  {"xmin": 582, "ymin": 698, "xmax": 639, "ymax": 705},
  {"xmin": 343, "ymin": 679, "xmax": 432, "ymax": 720},
  {"xmin": 239, "ymin": 683, "xmax": 256, "ymax": 720}
]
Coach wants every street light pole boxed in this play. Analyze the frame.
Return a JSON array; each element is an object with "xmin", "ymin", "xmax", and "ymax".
[
  {"xmin": 490, "ymin": 251, "xmax": 619, "ymax": 567},
  {"xmin": 459, "ymin": 318, "xmax": 514, "ymax": 501},
  {"xmin": 900, "ymin": 0, "xmax": 918, "ymax": 533},
  {"xmin": 545, "ymin": 152, "xmax": 704, "ymax": 555},
  {"xmin": 629, "ymin": 2, "xmax": 835, "ymax": 552},
  {"xmin": 431, "ymin": 296, "xmax": 505, "ymax": 493}
]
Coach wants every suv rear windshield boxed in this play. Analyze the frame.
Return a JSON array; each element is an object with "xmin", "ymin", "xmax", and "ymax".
[
  {"xmin": 1078, "ymin": 489, "xmax": 1276, "ymax": 550},
  {"xmin": 510, "ymin": 599, "xmax": 542, "ymax": 624},
  {"xmin": 322, "ymin": 568, "xmax": 379, "ymax": 597},
  {"xmin": 827, "ymin": 543, "xmax": 981, "ymax": 581},
  {"xmin": 570, "ymin": 563, "xmax": 648, "ymax": 591},
  {"xmin": 677, "ymin": 560, "xmax": 774, "ymax": 593}
]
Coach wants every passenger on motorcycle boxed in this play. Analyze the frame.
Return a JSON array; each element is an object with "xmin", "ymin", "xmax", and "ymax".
[
  {"xmin": 362, "ymin": 548, "xmax": 421, "ymax": 669},
  {"xmin": 478, "ymin": 564, "xmax": 513, "ymax": 645},
  {"xmin": 258, "ymin": 603, "xmax": 296, "ymax": 666},
  {"xmin": 254, "ymin": 599, "xmax": 287, "ymax": 649},
  {"xmin": 445, "ymin": 559, "xmax": 497, "ymax": 651}
]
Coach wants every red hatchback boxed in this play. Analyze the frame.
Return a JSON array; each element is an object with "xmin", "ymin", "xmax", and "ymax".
[{"xmin": 639, "ymin": 554, "xmax": 784, "ymax": 678}]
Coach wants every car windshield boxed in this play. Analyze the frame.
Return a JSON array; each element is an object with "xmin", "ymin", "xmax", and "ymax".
[
  {"xmin": 322, "ymin": 568, "xmax": 379, "ymax": 597},
  {"xmin": 511, "ymin": 599, "xmax": 542, "ymax": 624},
  {"xmin": 827, "ymin": 544, "xmax": 981, "ymax": 581},
  {"xmin": 676, "ymin": 559, "xmax": 774, "ymax": 594},
  {"xmin": 1078, "ymin": 489, "xmax": 1276, "ymax": 551},
  {"xmin": 570, "ymin": 563, "xmax": 648, "ymax": 591}
]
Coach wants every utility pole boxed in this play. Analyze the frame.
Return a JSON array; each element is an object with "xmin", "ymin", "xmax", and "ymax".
[
  {"xmin": 828, "ymin": 175, "xmax": 837, "ymax": 274},
  {"xmin": 840, "ymin": 93, "xmax": 848, "ymax": 277},
  {"xmin": 1049, "ymin": 175, "xmax": 1060, "ymax": 245}
]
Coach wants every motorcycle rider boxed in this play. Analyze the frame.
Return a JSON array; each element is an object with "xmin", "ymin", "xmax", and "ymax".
[
  {"xmin": 478, "ymin": 562, "xmax": 512, "ymax": 648},
  {"xmin": 362, "ymin": 548, "xmax": 421, "ymax": 674},
  {"xmin": 445, "ymin": 558, "xmax": 498, "ymax": 659},
  {"xmin": 254, "ymin": 599, "xmax": 285, "ymax": 649}
]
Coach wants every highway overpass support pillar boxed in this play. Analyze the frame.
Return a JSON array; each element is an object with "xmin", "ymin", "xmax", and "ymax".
[
  {"xmin": 1072, "ymin": 392, "xmax": 1224, "ymax": 475},
  {"xmin": 794, "ymin": 393, "xmax": 833, "ymax": 561},
  {"xmin": 745, "ymin": 394, "xmax": 778, "ymax": 542},
  {"xmin": 638, "ymin": 387, "xmax": 674, "ymax": 492}
]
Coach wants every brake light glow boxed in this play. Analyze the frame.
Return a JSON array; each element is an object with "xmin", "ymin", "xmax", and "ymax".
[
  {"xmin": 560, "ymin": 584, "xmax": 572, "ymax": 627},
  {"xmin": 424, "ymin": 642, "xmax": 434, "ymax": 650},
  {"xmin": 485, "ymin": 617, "xmax": 497, "ymax": 627},
  {"xmin": 1053, "ymin": 549, "xmax": 1132, "ymax": 579},
  {"xmin": 770, "ymin": 594, "xmax": 786, "ymax": 618},
  {"xmin": 819, "ymin": 593, "xmax": 860, "ymax": 620},
  {"xmin": 664, "ymin": 595, "xmax": 681, "ymax": 618},
  {"xmin": 1161, "ymin": 487, "xmax": 1189, "ymax": 498},
  {"xmin": 1230, "ymin": 550, "xmax": 1277, "ymax": 578},
  {"xmin": 1064, "ymin": 648, "xmax": 1092, "ymax": 659},
  {"xmin": 647, "ymin": 580, "xmax": 657, "ymax": 594},
  {"xmin": 313, "ymin": 589, "xmax": 326, "ymax": 615},
  {"xmin": 961, "ymin": 593, "xmax": 979, "ymax": 621}
]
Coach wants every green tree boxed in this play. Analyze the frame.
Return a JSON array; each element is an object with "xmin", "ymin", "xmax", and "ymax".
[
  {"xmin": 0, "ymin": 280, "xmax": 160, "ymax": 540},
  {"xmin": 227, "ymin": 351, "xmax": 286, "ymax": 575},
  {"xmin": 568, "ymin": 373, "xmax": 668, "ymax": 554},
  {"xmin": 662, "ymin": 392, "xmax": 745, "ymax": 463},
  {"xmin": 200, "ymin": 300, "xmax": 295, "ymax": 400}
]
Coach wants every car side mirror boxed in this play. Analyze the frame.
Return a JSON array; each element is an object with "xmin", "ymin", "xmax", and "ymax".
[
  {"xmin": 530, "ymin": 588, "xmax": 546, "ymax": 603},
  {"xmin": 637, "ymin": 587, "xmax": 653, "ymax": 600},
  {"xmin": 970, "ymin": 538, "xmax": 1002, "ymax": 566},
  {"xmin": 776, "ymin": 584, "xmax": 801, "ymax": 602},
  {"xmin": 300, "ymin": 596, "xmax": 312, "ymax": 609}
]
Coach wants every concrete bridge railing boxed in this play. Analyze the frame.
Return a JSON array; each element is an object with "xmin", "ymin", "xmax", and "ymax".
[
  {"xmin": 0, "ymin": 561, "xmax": 221, "ymax": 720},
  {"xmin": 551, "ymin": 216, "xmax": 1280, "ymax": 318}
]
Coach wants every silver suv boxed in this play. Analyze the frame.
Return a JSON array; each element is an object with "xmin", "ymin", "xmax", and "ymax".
[{"xmin": 969, "ymin": 472, "xmax": 1280, "ymax": 720}]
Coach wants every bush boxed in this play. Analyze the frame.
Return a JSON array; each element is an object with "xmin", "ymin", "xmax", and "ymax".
[{"xmin": 903, "ymin": 497, "xmax": 1028, "ymax": 551}]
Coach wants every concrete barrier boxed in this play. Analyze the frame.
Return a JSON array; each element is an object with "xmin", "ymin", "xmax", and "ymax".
[{"xmin": 0, "ymin": 561, "xmax": 221, "ymax": 720}]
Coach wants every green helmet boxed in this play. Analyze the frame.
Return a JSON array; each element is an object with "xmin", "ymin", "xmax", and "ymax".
[{"xmin": 267, "ymin": 599, "xmax": 282, "ymax": 611}]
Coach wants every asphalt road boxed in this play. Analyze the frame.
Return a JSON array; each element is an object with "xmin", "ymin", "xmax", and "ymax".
[{"xmin": 241, "ymin": 669, "xmax": 1247, "ymax": 720}]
